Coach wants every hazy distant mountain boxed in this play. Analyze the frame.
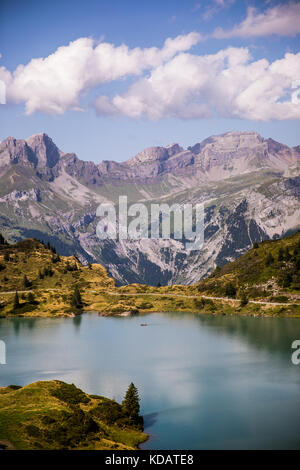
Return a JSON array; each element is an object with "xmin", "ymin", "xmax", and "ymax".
[{"xmin": 0, "ymin": 131, "xmax": 299, "ymax": 285}]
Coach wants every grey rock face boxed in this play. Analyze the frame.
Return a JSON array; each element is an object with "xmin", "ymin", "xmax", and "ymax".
[
  {"xmin": 26, "ymin": 133, "xmax": 61, "ymax": 168},
  {"xmin": 0, "ymin": 131, "xmax": 299, "ymax": 285},
  {"xmin": 0, "ymin": 137, "xmax": 37, "ymax": 168}
]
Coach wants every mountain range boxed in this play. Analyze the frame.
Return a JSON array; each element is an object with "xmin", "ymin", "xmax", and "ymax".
[{"xmin": 0, "ymin": 131, "xmax": 299, "ymax": 285}]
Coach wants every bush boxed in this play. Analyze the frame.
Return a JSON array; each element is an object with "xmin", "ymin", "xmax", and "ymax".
[
  {"xmin": 138, "ymin": 302, "xmax": 153, "ymax": 309},
  {"xmin": 194, "ymin": 298, "xmax": 206, "ymax": 309},
  {"xmin": 265, "ymin": 253, "xmax": 274, "ymax": 267},
  {"xmin": 50, "ymin": 382, "xmax": 90, "ymax": 405},
  {"xmin": 270, "ymin": 295, "xmax": 289, "ymax": 303},
  {"xmin": 27, "ymin": 292, "xmax": 36, "ymax": 304},
  {"xmin": 26, "ymin": 425, "xmax": 40, "ymax": 438},
  {"xmin": 91, "ymin": 400, "xmax": 124, "ymax": 425},
  {"xmin": 240, "ymin": 292, "xmax": 248, "ymax": 307},
  {"xmin": 224, "ymin": 282, "xmax": 237, "ymax": 298},
  {"xmin": 23, "ymin": 275, "xmax": 32, "ymax": 288}
]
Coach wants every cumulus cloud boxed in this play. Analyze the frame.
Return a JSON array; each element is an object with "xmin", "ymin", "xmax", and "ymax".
[
  {"xmin": 1, "ymin": 27, "xmax": 300, "ymax": 122},
  {"xmin": 213, "ymin": 1, "xmax": 300, "ymax": 38},
  {"xmin": 94, "ymin": 48, "xmax": 300, "ymax": 121},
  {"xmin": 1, "ymin": 32, "xmax": 201, "ymax": 115}
]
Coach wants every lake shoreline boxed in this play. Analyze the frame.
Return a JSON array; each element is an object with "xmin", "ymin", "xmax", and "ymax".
[{"xmin": 1, "ymin": 305, "xmax": 300, "ymax": 319}]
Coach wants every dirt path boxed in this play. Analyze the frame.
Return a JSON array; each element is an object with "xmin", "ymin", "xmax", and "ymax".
[
  {"xmin": 0, "ymin": 289, "xmax": 296, "ymax": 307},
  {"xmin": 106, "ymin": 291, "xmax": 295, "ymax": 307}
]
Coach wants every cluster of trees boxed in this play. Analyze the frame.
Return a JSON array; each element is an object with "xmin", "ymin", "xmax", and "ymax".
[
  {"xmin": 265, "ymin": 245, "xmax": 300, "ymax": 267},
  {"xmin": 224, "ymin": 282, "xmax": 249, "ymax": 306},
  {"xmin": 38, "ymin": 266, "xmax": 54, "ymax": 279},
  {"xmin": 65, "ymin": 261, "xmax": 78, "ymax": 272},
  {"xmin": 91, "ymin": 383, "xmax": 142, "ymax": 430},
  {"xmin": 264, "ymin": 243, "xmax": 300, "ymax": 289},
  {"xmin": 37, "ymin": 240, "xmax": 58, "ymax": 254},
  {"xmin": 51, "ymin": 254, "xmax": 61, "ymax": 264},
  {"xmin": 13, "ymin": 291, "xmax": 37, "ymax": 310},
  {"xmin": 224, "ymin": 282, "xmax": 237, "ymax": 298}
]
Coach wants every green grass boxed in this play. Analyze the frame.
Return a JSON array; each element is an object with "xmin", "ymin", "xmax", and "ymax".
[{"xmin": 0, "ymin": 380, "xmax": 147, "ymax": 450}]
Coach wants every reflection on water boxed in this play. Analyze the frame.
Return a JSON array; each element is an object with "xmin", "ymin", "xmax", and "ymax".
[{"xmin": 0, "ymin": 312, "xmax": 300, "ymax": 449}]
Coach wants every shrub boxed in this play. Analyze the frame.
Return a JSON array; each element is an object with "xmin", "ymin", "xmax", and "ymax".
[
  {"xmin": 265, "ymin": 253, "xmax": 274, "ymax": 267},
  {"xmin": 92, "ymin": 400, "xmax": 124, "ymax": 425},
  {"xmin": 138, "ymin": 302, "xmax": 153, "ymax": 309},
  {"xmin": 50, "ymin": 382, "xmax": 90, "ymax": 405},
  {"xmin": 70, "ymin": 286, "xmax": 83, "ymax": 309},
  {"xmin": 240, "ymin": 292, "xmax": 248, "ymax": 307},
  {"xmin": 224, "ymin": 282, "xmax": 237, "ymax": 298},
  {"xmin": 26, "ymin": 425, "xmax": 40, "ymax": 438}
]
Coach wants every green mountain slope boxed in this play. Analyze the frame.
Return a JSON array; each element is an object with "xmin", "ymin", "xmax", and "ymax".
[{"xmin": 197, "ymin": 230, "xmax": 300, "ymax": 300}]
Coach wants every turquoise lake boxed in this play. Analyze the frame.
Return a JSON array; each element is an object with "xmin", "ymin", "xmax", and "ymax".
[{"xmin": 0, "ymin": 312, "xmax": 300, "ymax": 449}]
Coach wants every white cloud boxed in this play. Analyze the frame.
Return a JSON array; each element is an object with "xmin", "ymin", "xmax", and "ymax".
[
  {"xmin": 94, "ymin": 48, "xmax": 300, "ymax": 121},
  {"xmin": 1, "ymin": 33, "xmax": 202, "ymax": 115},
  {"xmin": 213, "ymin": 2, "xmax": 300, "ymax": 38},
  {"xmin": 1, "ymin": 28, "xmax": 300, "ymax": 122}
]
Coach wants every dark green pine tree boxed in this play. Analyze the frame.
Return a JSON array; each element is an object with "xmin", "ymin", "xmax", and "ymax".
[
  {"xmin": 285, "ymin": 246, "xmax": 291, "ymax": 261},
  {"xmin": 265, "ymin": 252, "xmax": 274, "ymax": 267},
  {"xmin": 23, "ymin": 274, "xmax": 31, "ymax": 289},
  {"xmin": 278, "ymin": 247, "xmax": 284, "ymax": 262},
  {"xmin": 225, "ymin": 282, "xmax": 237, "ymax": 298},
  {"xmin": 13, "ymin": 291, "xmax": 20, "ymax": 310},
  {"xmin": 70, "ymin": 285, "xmax": 83, "ymax": 309},
  {"xmin": 240, "ymin": 291, "xmax": 248, "ymax": 307},
  {"xmin": 27, "ymin": 292, "xmax": 35, "ymax": 304},
  {"xmin": 122, "ymin": 383, "xmax": 140, "ymax": 420},
  {"xmin": 0, "ymin": 233, "xmax": 6, "ymax": 245}
]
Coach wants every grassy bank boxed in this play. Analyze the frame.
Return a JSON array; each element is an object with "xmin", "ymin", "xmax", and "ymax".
[{"xmin": 0, "ymin": 380, "xmax": 147, "ymax": 450}]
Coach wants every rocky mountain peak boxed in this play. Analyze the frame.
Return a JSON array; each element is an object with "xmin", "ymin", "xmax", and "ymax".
[
  {"xmin": 26, "ymin": 133, "xmax": 61, "ymax": 168},
  {"xmin": 0, "ymin": 136, "xmax": 36, "ymax": 167},
  {"xmin": 165, "ymin": 143, "xmax": 184, "ymax": 156},
  {"xmin": 127, "ymin": 146, "xmax": 170, "ymax": 166}
]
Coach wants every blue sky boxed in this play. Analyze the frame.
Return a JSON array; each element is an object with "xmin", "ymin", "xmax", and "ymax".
[{"xmin": 0, "ymin": 0, "xmax": 300, "ymax": 162}]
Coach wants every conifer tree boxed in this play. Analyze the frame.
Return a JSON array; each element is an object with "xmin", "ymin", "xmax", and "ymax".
[
  {"xmin": 240, "ymin": 291, "xmax": 248, "ymax": 307},
  {"xmin": 23, "ymin": 275, "xmax": 31, "ymax": 288},
  {"xmin": 0, "ymin": 233, "xmax": 6, "ymax": 245},
  {"xmin": 278, "ymin": 247, "xmax": 284, "ymax": 262},
  {"xmin": 285, "ymin": 246, "xmax": 291, "ymax": 261},
  {"xmin": 70, "ymin": 285, "xmax": 83, "ymax": 309},
  {"xmin": 265, "ymin": 252, "xmax": 274, "ymax": 267},
  {"xmin": 27, "ymin": 292, "xmax": 35, "ymax": 304},
  {"xmin": 13, "ymin": 291, "xmax": 19, "ymax": 310},
  {"xmin": 225, "ymin": 282, "xmax": 237, "ymax": 298},
  {"xmin": 122, "ymin": 383, "xmax": 140, "ymax": 420}
]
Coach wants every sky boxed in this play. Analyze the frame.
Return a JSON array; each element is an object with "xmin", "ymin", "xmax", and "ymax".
[{"xmin": 0, "ymin": 0, "xmax": 300, "ymax": 163}]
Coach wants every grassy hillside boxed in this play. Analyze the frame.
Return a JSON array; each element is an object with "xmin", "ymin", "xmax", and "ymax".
[
  {"xmin": 0, "ymin": 237, "xmax": 115, "ymax": 317},
  {"xmin": 0, "ymin": 380, "xmax": 147, "ymax": 450},
  {"xmin": 0, "ymin": 232, "xmax": 299, "ymax": 318},
  {"xmin": 197, "ymin": 230, "xmax": 300, "ymax": 300}
]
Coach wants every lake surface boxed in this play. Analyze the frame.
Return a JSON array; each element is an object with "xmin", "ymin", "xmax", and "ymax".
[{"xmin": 1, "ymin": 312, "xmax": 300, "ymax": 449}]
